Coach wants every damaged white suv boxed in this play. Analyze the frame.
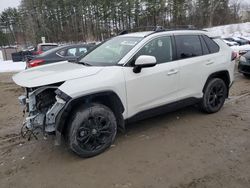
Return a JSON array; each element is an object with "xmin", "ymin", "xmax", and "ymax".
[{"xmin": 13, "ymin": 28, "xmax": 235, "ymax": 157}]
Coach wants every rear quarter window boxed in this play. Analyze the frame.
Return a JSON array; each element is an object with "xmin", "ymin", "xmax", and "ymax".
[{"xmin": 202, "ymin": 35, "xmax": 220, "ymax": 53}]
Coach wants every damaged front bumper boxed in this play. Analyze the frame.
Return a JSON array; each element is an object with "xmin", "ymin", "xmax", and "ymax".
[{"xmin": 19, "ymin": 87, "xmax": 67, "ymax": 139}]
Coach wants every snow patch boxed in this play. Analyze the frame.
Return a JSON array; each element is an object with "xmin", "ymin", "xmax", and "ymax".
[
  {"xmin": 231, "ymin": 45, "xmax": 250, "ymax": 53},
  {"xmin": 206, "ymin": 22, "xmax": 250, "ymax": 38},
  {"xmin": 0, "ymin": 60, "xmax": 26, "ymax": 73}
]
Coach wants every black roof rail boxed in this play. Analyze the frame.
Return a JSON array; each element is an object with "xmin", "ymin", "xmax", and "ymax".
[
  {"xmin": 118, "ymin": 25, "xmax": 206, "ymax": 37},
  {"xmin": 165, "ymin": 25, "xmax": 207, "ymax": 31},
  {"xmin": 118, "ymin": 30, "xmax": 129, "ymax": 35},
  {"xmin": 154, "ymin": 26, "xmax": 166, "ymax": 32},
  {"xmin": 118, "ymin": 26, "xmax": 166, "ymax": 35}
]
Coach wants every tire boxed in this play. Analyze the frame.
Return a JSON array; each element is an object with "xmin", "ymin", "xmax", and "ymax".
[
  {"xmin": 67, "ymin": 103, "xmax": 117, "ymax": 158},
  {"xmin": 200, "ymin": 78, "xmax": 227, "ymax": 114}
]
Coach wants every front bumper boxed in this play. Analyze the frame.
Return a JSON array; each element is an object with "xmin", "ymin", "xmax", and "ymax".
[{"xmin": 19, "ymin": 87, "xmax": 66, "ymax": 134}]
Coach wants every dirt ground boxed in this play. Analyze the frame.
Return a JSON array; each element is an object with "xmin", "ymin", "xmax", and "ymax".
[{"xmin": 0, "ymin": 70, "xmax": 250, "ymax": 188}]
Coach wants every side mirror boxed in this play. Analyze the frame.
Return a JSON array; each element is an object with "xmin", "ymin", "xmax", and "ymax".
[{"xmin": 133, "ymin": 55, "xmax": 157, "ymax": 73}]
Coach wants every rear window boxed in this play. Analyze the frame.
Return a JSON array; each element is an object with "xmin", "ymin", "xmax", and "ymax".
[
  {"xmin": 41, "ymin": 45, "xmax": 58, "ymax": 52},
  {"xmin": 202, "ymin": 35, "xmax": 219, "ymax": 53},
  {"xmin": 175, "ymin": 35, "xmax": 202, "ymax": 59}
]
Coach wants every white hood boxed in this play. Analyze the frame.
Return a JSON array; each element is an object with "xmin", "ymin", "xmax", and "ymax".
[{"xmin": 12, "ymin": 61, "xmax": 103, "ymax": 88}]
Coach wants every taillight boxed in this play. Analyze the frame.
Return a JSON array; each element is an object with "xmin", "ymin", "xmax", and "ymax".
[
  {"xmin": 33, "ymin": 50, "xmax": 43, "ymax": 55},
  {"xmin": 231, "ymin": 51, "xmax": 237, "ymax": 61},
  {"xmin": 37, "ymin": 50, "xmax": 43, "ymax": 54},
  {"xmin": 28, "ymin": 59, "xmax": 45, "ymax": 67}
]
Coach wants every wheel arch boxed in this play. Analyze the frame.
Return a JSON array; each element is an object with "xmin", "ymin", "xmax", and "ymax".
[
  {"xmin": 56, "ymin": 90, "xmax": 125, "ymax": 136},
  {"xmin": 203, "ymin": 70, "xmax": 231, "ymax": 97}
]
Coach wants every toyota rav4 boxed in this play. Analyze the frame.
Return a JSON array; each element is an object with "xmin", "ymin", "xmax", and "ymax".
[{"xmin": 13, "ymin": 28, "xmax": 235, "ymax": 157}]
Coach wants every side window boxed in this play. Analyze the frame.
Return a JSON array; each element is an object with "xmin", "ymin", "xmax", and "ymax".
[
  {"xmin": 199, "ymin": 36, "xmax": 210, "ymax": 55},
  {"xmin": 57, "ymin": 49, "xmax": 66, "ymax": 57},
  {"xmin": 136, "ymin": 36, "xmax": 173, "ymax": 64},
  {"xmin": 77, "ymin": 47, "xmax": 88, "ymax": 56},
  {"xmin": 202, "ymin": 35, "xmax": 220, "ymax": 53},
  {"xmin": 66, "ymin": 48, "xmax": 77, "ymax": 56},
  {"xmin": 175, "ymin": 35, "xmax": 202, "ymax": 59}
]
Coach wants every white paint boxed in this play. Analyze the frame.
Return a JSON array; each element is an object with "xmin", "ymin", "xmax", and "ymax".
[
  {"xmin": 12, "ymin": 61, "xmax": 103, "ymax": 88},
  {"xmin": 12, "ymin": 30, "xmax": 235, "ymax": 120}
]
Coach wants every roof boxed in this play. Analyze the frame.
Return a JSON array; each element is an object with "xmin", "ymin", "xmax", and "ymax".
[
  {"xmin": 38, "ymin": 43, "xmax": 58, "ymax": 46},
  {"xmin": 49, "ymin": 43, "xmax": 94, "ymax": 51},
  {"xmin": 37, "ymin": 43, "xmax": 94, "ymax": 57},
  {"xmin": 118, "ymin": 31, "xmax": 154, "ymax": 38},
  {"xmin": 119, "ymin": 29, "xmax": 214, "ymax": 38}
]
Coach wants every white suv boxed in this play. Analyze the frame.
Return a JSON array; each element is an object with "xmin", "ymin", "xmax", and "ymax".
[{"xmin": 13, "ymin": 29, "xmax": 235, "ymax": 157}]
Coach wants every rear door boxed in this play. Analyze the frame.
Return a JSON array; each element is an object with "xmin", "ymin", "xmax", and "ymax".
[{"xmin": 175, "ymin": 34, "xmax": 220, "ymax": 99}]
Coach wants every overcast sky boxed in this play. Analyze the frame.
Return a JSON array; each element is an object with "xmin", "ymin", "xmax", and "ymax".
[
  {"xmin": 0, "ymin": 0, "xmax": 249, "ymax": 13},
  {"xmin": 0, "ymin": 0, "xmax": 21, "ymax": 13}
]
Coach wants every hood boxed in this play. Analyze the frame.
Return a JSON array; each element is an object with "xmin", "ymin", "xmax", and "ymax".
[{"xmin": 12, "ymin": 61, "xmax": 103, "ymax": 88}]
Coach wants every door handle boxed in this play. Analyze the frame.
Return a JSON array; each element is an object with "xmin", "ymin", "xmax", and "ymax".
[
  {"xmin": 206, "ymin": 60, "xmax": 214, "ymax": 65},
  {"xmin": 167, "ymin": 69, "xmax": 179, "ymax": 76}
]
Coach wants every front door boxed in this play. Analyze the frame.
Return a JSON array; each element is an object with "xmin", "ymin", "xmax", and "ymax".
[{"xmin": 123, "ymin": 36, "xmax": 180, "ymax": 118}]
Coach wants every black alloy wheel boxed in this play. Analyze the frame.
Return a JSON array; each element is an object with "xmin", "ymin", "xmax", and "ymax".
[
  {"xmin": 201, "ymin": 78, "xmax": 227, "ymax": 113},
  {"xmin": 67, "ymin": 103, "xmax": 117, "ymax": 158}
]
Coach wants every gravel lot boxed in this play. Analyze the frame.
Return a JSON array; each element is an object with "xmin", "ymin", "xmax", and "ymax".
[{"xmin": 0, "ymin": 71, "xmax": 250, "ymax": 188}]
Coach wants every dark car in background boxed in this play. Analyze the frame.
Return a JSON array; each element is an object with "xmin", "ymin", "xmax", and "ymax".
[
  {"xmin": 33, "ymin": 43, "xmax": 58, "ymax": 55},
  {"xmin": 238, "ymin": 37, "xmax": 250, "ymax": 44},
  {"xmin": 11, "ymin": 43, "xmax": 58, "ymax": 62},
  {"xmin": 238, "ymin": 51, "xmax": 250, "ymax": 78},
  {"xmin": 224, "ymin": 37, "xmax": 249, "ymax": 46},
  {"xmin": 12, "ymin": 50, "xmax": 33, "ymax": 62},
  {"xmin": 27, "ymin": 43, "xmax": 95, "ymax": 68}
]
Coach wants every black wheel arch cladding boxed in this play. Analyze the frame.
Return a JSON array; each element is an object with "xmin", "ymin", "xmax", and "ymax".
[
  {"xmin": 203, "ymin": 70, "xmax": 230, "ymax": 97},
  {"xmin": 55, "ymin": 90, "xmax": 125, "ymax": 135}
]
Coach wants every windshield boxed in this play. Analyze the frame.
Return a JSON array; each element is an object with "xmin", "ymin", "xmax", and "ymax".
[{"xmin": 79, "ymin": 37, "xmax": 143, "ymax": 66}]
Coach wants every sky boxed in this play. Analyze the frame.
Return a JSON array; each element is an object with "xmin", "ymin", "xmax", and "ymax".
[
  {"xmin": 0, "ymin": 0, "xmax": 21, "ymax": 13},
  {"xmin": 0, "ymin": 0, "xmax": 249, "ymax": 14}
]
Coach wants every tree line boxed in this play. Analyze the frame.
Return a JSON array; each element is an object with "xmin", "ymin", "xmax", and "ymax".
[{"xmin": 0, "ymin": 0, "xmax": 246, "ymax": 46}]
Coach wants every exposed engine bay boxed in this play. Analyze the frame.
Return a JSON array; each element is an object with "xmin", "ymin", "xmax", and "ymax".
[{"xmin": 19, "ymin": 85, "xmax": 66, "ymax": 139}]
